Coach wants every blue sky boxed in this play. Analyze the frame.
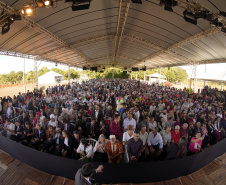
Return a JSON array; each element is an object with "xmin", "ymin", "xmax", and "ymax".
[{"xmin": 0, "ymin": 55, "xmax": 226, "ymax": 78}]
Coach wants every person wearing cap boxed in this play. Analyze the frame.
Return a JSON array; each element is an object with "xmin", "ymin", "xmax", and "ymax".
[
  {"xmin": 105, "ymin": 135, "xmax": 123, "ymax": 163},
  {"xmin": 75, "ymin": 163, "xmax": 104, "ymax": 185},
  {"xmin": 122, "ymin": 125, "xmax": 134, "ymax": 146},
  {"xmin": 48, "ymin": 114, "xmax": 57, "ymax": 128},
  {"xmin": 127, "ymin": 130, "xmax": 143, "ymax": 162}
]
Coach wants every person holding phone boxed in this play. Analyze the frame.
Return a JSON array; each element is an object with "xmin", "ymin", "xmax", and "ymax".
[{"xmin": 189, "ymin": 132, "xmax": 203, "ymax": 154}]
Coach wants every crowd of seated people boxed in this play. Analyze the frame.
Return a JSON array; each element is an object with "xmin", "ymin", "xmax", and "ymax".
[{"xmin": 0, "ymin": 79, "xmax": 226, "ymax": 163}]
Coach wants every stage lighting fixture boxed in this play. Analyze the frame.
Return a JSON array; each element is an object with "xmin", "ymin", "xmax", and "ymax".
[
  {"xmin": 72, "ymin": 0, "xmax": 91, "ymax": 11},
  {"xmin": 124, "ymin": 67, "xmax": 127, "ymax": 70},
  {"xmin": 183, "ymin": 10, "xmax": 197, "ymax": 25},
  {"xmin": 55, "ymin": 63, "xmax": 58, "ymax": 66},
  {"xmin": 221, "ymin": 27, "xmax": 226, "ymax": 34},
  {"xmin": 21, "ymin": 7, "xmax": 34, "ymax": 16},
  {"xmin": 123, "ymin": 71, "xmax": 127, "ymax": 74},
  {"xmin": 37, "ymin": 0, "xmax": 44, "ymax": 8},
  {"xmin": 132, "ymin": 67, "xmax": 139, "ymax": 71},
  {"xmin": 83, "ymin": 67, "xmax": 87, "ymax": 70},
  {"xmin": 100, "ymin": 71, "xmax": 104, "ymax": 73},
  {"xmin": 201, "ymin": 11, "xmax": 213, "ymax": 21},
  {"xmin": 44, "ymin": 0, "xmax": 53, "ymax": 7},
  {"xmin": 2, "ymin": 23, "xmax": 10, "ymax": 35},
  {"xmin": 102, "ymin": 67, "xmax": 105, "ymax": 70},
  {"xmin": 132, "ymin": 0, "xmax": 142, "ymax": 4},
  {"xmin": 210, "ymin": 18, "xmax": 223, "ymax": 27},
  {"xmin": 160, "ymin": 0, "xmax": 178, "ymax": 12},
  {"xmin": 142, "ymin": 66, "xmax": 146, "ymax": 71},
  {"xmin": 219, "ymin": 11, "xmax": 226, "ymax": 17}
]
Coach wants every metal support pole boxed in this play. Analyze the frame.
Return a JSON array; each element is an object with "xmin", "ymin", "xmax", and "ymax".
[
  {"xmin": 204, "ymin": 64, "xmax": 206, "ymax": 88},
  {"xmin": 82, "ymin": 69, "xmax": 84, "ymax": 79},
  {"xmin": 112, "ymin": 69, "xmax": 114, "ymax": 79},
  {"xmin": 68, "ymin": 66, "xmax": 70, "ymax": 84},
  {"xmin": 193, "ymin": 64, "xmax": 197, "ymax": 93},
  {"xmin": 144, "ymin": 71, "xmax": 146, "ymax": 82},
  {"xmin": 221, "ymin": 82, "xmax": 223, "ymax": 91},
  {"xmin": 136, "ymin": 72, "xmax": 137, "ymax": 80},
  {"xmin": 131, "ymin": 71, "xmax": 132, "ymax": 79},
  {"xmin": 159, "ymin": 67, "xmax": 161, "ymax": 85},
  {"xmin": 23, "ymin": 58, "xmax": 26, "ymax": 93},
  {"xmin": 33, "ymin": 59, "xmax": 38, "ymax": 90}
]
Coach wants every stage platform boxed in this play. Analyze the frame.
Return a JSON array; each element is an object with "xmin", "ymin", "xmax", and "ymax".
[{"xmin": 0, "ymin": 150, "xmax": 225, "ymax": 185}]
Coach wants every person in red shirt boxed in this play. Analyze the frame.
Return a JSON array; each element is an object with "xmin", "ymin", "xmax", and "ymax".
[
  {"xmin": 171, "ymin": 125, "xmax": 181, "ymax": 144},
  {"xmin": 109, "ymin": 114, "xmax": 122, "ymax": 141}
]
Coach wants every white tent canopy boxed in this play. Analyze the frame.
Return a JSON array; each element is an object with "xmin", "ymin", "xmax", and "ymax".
[
  {"xmin": 192, "ymin": 73, "xmax": 226, "ymax": 83},
  {"xmin": 147, "ymin": 73, "xmax": 167, "ymax": 79},
  {"xmin": 38, "ymin": 71, "xmax": 63, "ymax": 85}
]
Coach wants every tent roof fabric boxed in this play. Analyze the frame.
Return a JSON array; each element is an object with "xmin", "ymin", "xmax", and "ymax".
[
  {"xmin": 192, "ymin": 73, "xmax": 226, "ymax": 83},
  {"xmin": 38, "ymin": 71, "xmax": 63, "ymax": 78},
  {"xmin": 0, "ymin": 0, "xmax": 226, "ymax": 69},
  {"xmin": 147, "ymin": 73, "xmax": 166, "ymax": 79}
]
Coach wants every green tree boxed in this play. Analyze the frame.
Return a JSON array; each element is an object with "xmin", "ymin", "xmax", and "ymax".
[{"xmin": 38, "ymin": 67, "xmax": 50, "ymax": 77}]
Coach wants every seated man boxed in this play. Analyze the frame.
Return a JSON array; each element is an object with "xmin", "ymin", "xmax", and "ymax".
[
  {"xmin": 30, "ymin": 124, "xmax": 46, "ymax": 150},
  {"xmin": 122, "ymin": 125, "xmax": 134, "ymax": 146},
  {"xmin": 105, "ymin": 135, "xmax": 123, "ymax": 163},
  {"xmin": 87, "ymin": 118, "xmax": 99, "ymax": 140},
  {"xmin": 10, "ymin": 120, "xmax": 23, "ymax": 142},
  {"xmin": 127, "ymin": 130, "xmax": 143, "ymax": 162},
  {"xmin": 1, "ymin": 119, "xmax": 15, "ymax": 139},
  {"xmin": 147, "ymin": 127, "xmax": 163, "ymax": 160},
  {"xmin": 49, "ymin": 126, "xmax": 63, "ymax": 155}
]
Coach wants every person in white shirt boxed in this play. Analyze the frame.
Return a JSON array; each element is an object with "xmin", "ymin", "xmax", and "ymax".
[
  {"xmin": 160, "ymin": 109, "xmax": 168, "ymax": 123},
  {"xmin": 6, "ymin": 103, "xmax": 13, "ymax": 118},
  {"xmin": 122, "ymin": 125, "xmax": 134, "ymax": 145},
  {"xmin": 160, "ymin": 126, "xmax": 171, "ymax": 147},
  {"xmin": 149, "ymin": 117, "xmax": 157, "ymax": 131},
  {"xmin": 182, "ymin": 101, "xmax": 189, "ymax": 113},
  {"xmin": 48, "ymin": 114, "xmax": 57, "ymax": 128},
  {"xmin": 93, "ymin": 134, "xmax": 109, "ymax": 162},
  {"xmin": 133, "ymin": 105, "xmax": 140, "ymax": 124},
  {"xmin": 2, "ymin": 119, "xmax": 15, "ymax": 138},
  {"xmin": 123, "ymin": 113, "xmax": 136, "ymax": 131},
  {"xmin": 149, "ymin": 103, "xmax": 156, "ymax": 114},
  {"xmin": 139, "ymin": 125, "xmax": 149, "ymax": 158},
  {"xmin": 147, "ymin": 127, "xmax": 163, "ymax": 159},
  {"xmin": 77, "ymin": 138, "xmax": 93, "ymax": 161}
]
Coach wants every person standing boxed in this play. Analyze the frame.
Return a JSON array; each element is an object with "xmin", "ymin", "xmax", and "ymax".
[{"xmin": 75, "ymin": 164, "xmax": 104, "ymax": 185}]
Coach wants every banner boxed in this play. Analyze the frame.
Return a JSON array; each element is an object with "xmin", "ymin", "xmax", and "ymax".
[{"xmin": 0, "ymin": 135, "xmax": 225, "ymax": 183}]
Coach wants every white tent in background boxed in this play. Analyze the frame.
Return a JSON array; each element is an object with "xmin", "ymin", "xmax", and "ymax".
[
  {"xmin": 147, "ymin": 73, "xmax": 167, "ymax": 84},
  {"xmin": 38, "ymin": 71, "xmax": 64, "ymax": 84}
]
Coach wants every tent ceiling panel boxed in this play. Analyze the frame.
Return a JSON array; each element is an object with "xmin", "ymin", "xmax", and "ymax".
[{"xmin": 0, "ymin": 0, "xmax": 226, "ymax": 69}]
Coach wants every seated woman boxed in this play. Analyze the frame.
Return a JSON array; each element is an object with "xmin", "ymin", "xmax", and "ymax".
[
  {"xmin": 165, "ymin": 136, "xmax": 187, "ymax": 160},
  {"xmin": 122, "ymin": 125, "xmax": 134, "ymax": 146},
  {"xmin": 41, "ymin": 125, "xmax": 55, "ymax": 152},
  {"xmin": 201, "ymin": 123, "xmax": 210, "ymax": 148},
  {"xmin": 189, "ymin": 132, "xmax": 203, "ymax": 154},
  {"xmin": 60, "ymin": 130, "xmax": 74, "ymax": 158},
  {"xmin": 21, "ymin": 122, "xmax": 33, "ymax": 146},
  {"xmin": 77, "ymin": 138, "xmax": 93, "ymax": 161},
  {"xmin": 93, "ymin": 134, "xmax": 109, "ymax": 162}
]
